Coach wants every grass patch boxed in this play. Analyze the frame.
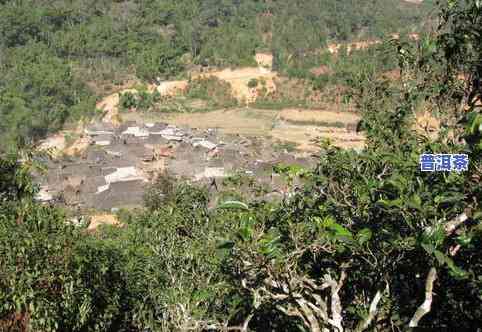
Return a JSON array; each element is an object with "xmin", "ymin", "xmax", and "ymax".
[
  {"xmin": 251, "ymin": 99, "xmax": 308, "ymax": 110},
  {"xmin": 155, "ymin": 98, "xmax": 225, "ymax": 114},
  {"xmin": 282, "ymin": 118, "xmax": 347, "ymax": 128}
]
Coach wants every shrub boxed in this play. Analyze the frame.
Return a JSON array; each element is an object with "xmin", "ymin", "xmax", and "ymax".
[
  {"xmin": 119, "ymin": 88, "xmax": 161, "ymax": 112},
  {"xmin": 247, "ymin": 78, "xmax": 259, "ymax": 88},
  {"xmin": 186, "ymin": 77, "xmax": 238, "ymax": 108}
]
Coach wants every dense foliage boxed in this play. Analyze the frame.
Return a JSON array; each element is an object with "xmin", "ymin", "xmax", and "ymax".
[{"xmin": 1, "ymin": 1, "xmax": 481, "ymax": 331}]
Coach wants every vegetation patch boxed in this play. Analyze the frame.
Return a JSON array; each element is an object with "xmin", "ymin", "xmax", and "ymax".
[
  {"xmin": 119, "ymin": 88, "xmax": 161, "ymax": 112},
  {"xmin": 186, "ymin": 77, "xmax": 238, "ymax": 109}
]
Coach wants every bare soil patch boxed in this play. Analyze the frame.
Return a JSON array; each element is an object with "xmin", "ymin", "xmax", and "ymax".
[
  {"xmin": 271, "ymin": 123, "xmax": 365, "ymax": 151},
  {"xmin": 278, "ymin": 109, "xmax": 360, "ymax": 129},
  {"xmin": 64, "ymin": 136, "xmax": 92, "ymax": 157},
  {"xmin": 194, "ymin": 67, "xmax": 277, "ymax": 103},
  {"xmin": 327, "ymin": 39, "xmax": 382, "ymax": 55},
  {"xmin": 38, "ymin": 133, "xmax": 67, "ymax": 154},
  {"xmin": 153, "ymin": 108, "xmax": 278, "ymax": 136},
  {"xmin": 156, "ymin": 80, "xmax": 189, "ymax": 96},
  {"xmin": 326, "ymin": 34, "xmax": 419, "ymax": 55},
  {"xmin": 88, "ymin": 214, "xmax": 120, "ymax": 231},
  {"xmin": 310, "ymin": 65, "xmax": 333, "ymax": 77},
  {"xmin": 95, "ymin": 65, "xmax": 277, "ymax": 127},
  {"xmin": 97, "ymin": 88, "xmax": 141, "ymax": 126},
  {"xmin": 255, "ymin": 53, "xmax": 274, "ymax": 69},
  {"xmin": 414, "ymin": 111, "xmax": 441, "ymax": 140}
]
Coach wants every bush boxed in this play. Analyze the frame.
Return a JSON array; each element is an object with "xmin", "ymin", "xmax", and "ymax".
[
  {"xmin": 119, "ymin": 88, "xmax": 161, "ymax": 112},
  {"xmin": 186, "ymin": 77, "xmax": 238, "ymax": 108},
  {"xmin": 247, "ymin": 78, "xmax": 258, "ymax": 88}
]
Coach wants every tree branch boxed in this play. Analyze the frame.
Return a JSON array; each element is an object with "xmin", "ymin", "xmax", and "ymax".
[
  {"xmin": 355, "ymin": 289, "xmax": 384, "ymax": 332},
  {"xmin": 444, "ymin": 212, "xmax": 468, "ymax": 235},
  {"xmin": 324, "ymin": 271, "xmax": 346, "ymax": 332},
  {"xmin": 296, "ymin": 299, "xmax": 322, "ymax": 332},
  {"xmin": 277, "ymin": 304, "xmax": 310, "ymax": 329},
  {"xmin": 409, "ymin": 267, "xmax": 437, "ymax": 328},
  {"xmin": 240, "ymin": 313, "xmax": 253, "ymax": 332}
]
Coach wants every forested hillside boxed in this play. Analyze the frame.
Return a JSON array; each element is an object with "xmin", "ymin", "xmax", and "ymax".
[
  {"xmin": 1, "ymin": 0, "xmax": 481, "ymax": 331},
  {"xmin": 0, "ymin": 0, "xmax": 434, "ymax": 149}
]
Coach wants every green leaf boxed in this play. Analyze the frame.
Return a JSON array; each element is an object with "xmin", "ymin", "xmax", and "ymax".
[
  {"xmin": 259, "ymin": 229, "xmax": 282, "ymax": 258},
  {"xmin": 386, "ymin": 176, "xmax": 408, "ymax": 193},
  {"xmin": 421, "ymin": 242, "xmax": 435, "ymax": 255},
  {"xmin": 434, "ymin": 250, "xmax": 447, "ymax": 265},
  {"xmin": 217, "ymin": 200, "xmax": 249, "ymax": 211},
  {"xmin": 434, "ymin": 250, "xmax": 468, "ymax": 279},
  {"xmin": 237, "ymin": 222, "xmax": 253, "ymax": 242},
  {"xmin": 322, "ymin": 217, "xmax": 353, "ymax": 240},
  {"xmin": 192, "ymin": 289, "xmax": 212, "ymax": 302},
  {"xmin": 434, "ymin": 192, "xmax": 466, "ymax": 205},
  {"xmin": 217, "ymin": 239, "xmax": 235, "ymax": 250},
  {"xmin": 377, "ymin": 198, "xmax": 403, "ymax": 209},
  {"xmin": 448, "ymin": 264, "xmax": 468, "ymax": 279},
  {"xmin": 468, "ymin": 113, "xmax": 482, "ymax": 134},
  {"xmin": 407, "ymin": 194, "xmax": 422, "ymax": 210},
  {"xmin": 456, "ymin": 234, "xmax": 472, "ymax": 246},
  {"xmin": 421, "ymin": 224, "xmax": 446, "ymax": 248},
  {"xmin": 473, "ymin": 210, "xmax": 482, "ymax": 221},
  {"xmin": 356, "ymin": 228, "xmax": 372, "ymax": 245}
]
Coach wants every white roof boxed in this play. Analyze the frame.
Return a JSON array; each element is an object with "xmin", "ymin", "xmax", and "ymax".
[{"xmin": 105, "ymin": 167, "xmax": 145, "ymax": 184}]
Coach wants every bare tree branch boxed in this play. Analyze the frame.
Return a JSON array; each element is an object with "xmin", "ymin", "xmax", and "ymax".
[
  {"xmin": 355, "ymin": 288, "xmax": 384, "ymax": 332},
  {"xmin": 296, "ymin": 299, "xmax": 322, "ymax": 332},
  {"xmin": 409, "ymin": 267, "xmax": 437, "ymax": 328},
  {"xmin": 240, "ymin": 313, "xmax": 253, "ymax": 332},
  {"xmin": 305, "ymin": 298, "xmax": 329, "ymax": 322},
  {"xmin": 324, "ymin": 271, "xmax": 346, "ymax": 332},
  {"xmin": 444, "ymin": 213, "xmax": 468, "ymax": 235},
  {"xmin": 312, "ymin": 293, "xmax": 329, "ymax": 317},
  {"xmin": 277, "ymin": 304, "xmax": 310, "ymax": 329},
  {"xmin": 449, "ymin": 244, "xmax": 462, "ymax": 257}
]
